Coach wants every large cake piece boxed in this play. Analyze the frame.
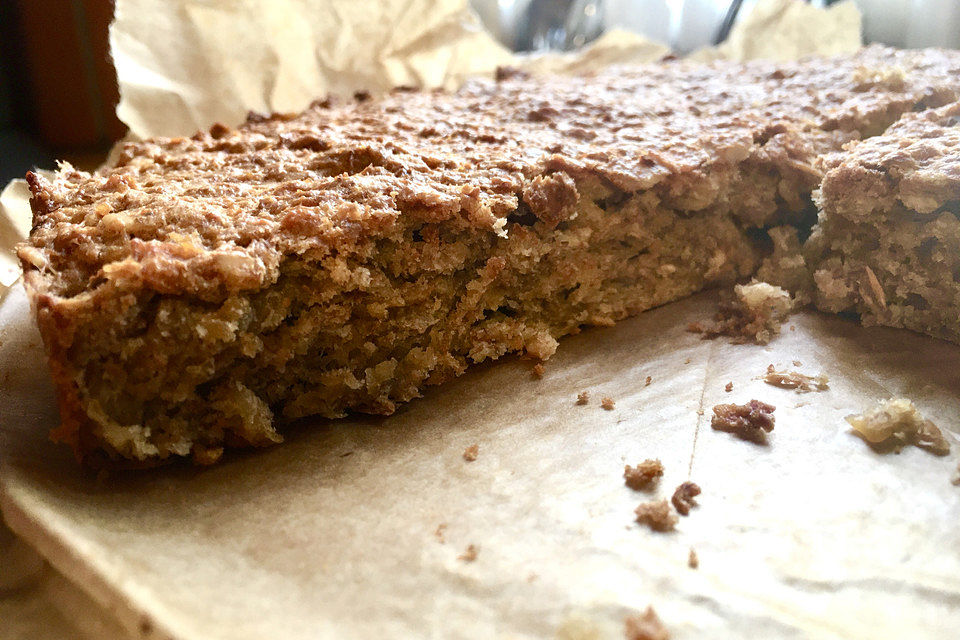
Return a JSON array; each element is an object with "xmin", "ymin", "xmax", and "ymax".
[{"xmin": 17, "ymin": 46, "xmax": 960, "ymax": 466}]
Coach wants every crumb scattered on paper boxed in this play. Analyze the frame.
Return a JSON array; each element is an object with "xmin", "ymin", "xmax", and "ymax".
[
  {"xmin": 952, "ymin": 463, "xmax": 960, "ymax": 486},
  {"xmin": 463, "ymin": 444, "xmax": 479, "ymax": 462},
  {"xmin": 532, "ymin": 363, "xmax": 545, "ymax": 379},
  {"xmin": 688, "ymin": 548, "xmax": 699, "ymax": 569},
  {"xmin": 725, "ymin": 382, "xmax": 733, "ymax": 392},
  {"xmin": 644, "ymin": 376, "xmax": 652, "ymax": 387},
  {"xmin": 671, "ymin": 482, "xmax": 701, "ymax": 516},
  {"xmin": 192, "ymin": 445, "xmax": 224, "ymax": 466},
  {"xmin": 634, "ymin": 499, "xmax": 678, "ymax": 532},
  {"xmin": 434, "ymin": 524, "xmax": 447, "ymax": 543},
  {"xmin": 793, "ymin": 360, "xmax": 802, "ymax": 367},
  {"xmin": 846, "ymin": 398, "xmax": 950, "ymax": 456},
  {"xmin": 624, "ymin": 459, "xmax": 664, "ymax": 491},
  {"xmin": 458, "ymin": 544, "xmax": 479, "ymax": 562},
  {"xmin": 601, "ymin": 397, "xmax": 615, "ymax": 411},
  {"xmin": 711, "ymin": 400, "xmax": 776, "ymax": 444},
  {"xmin": 688, "ymin": 281, "xmax": 793, "ymax": 344},
  {"xmin": 625, "ymin": 606, "xmax": 670, "ymax": 640},
  {"xmin": 576, "ymin": 391, "xmax": 590, "ymax": 405},
  {"xmin": 763, "ymin": 365, "xmax": 829, "ymax": 392}
]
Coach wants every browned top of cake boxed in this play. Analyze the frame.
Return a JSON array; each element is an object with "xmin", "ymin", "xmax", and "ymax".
[
  {"xmin": 819, "ymin": 100, "xmax": 960, "ymax": 220},
  {"xmin": 19, "ymin": 46, "xmax": 960, "ymax": 302}
]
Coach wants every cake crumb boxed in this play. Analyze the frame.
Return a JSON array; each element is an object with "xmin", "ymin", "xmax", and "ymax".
[
  {"xmin": 532, "ymin": 363, "xmax": 545, "ymax": 378},
  {"xmin": 724, "ymin": 382, "xmax": 733, "ymax": 392},
  {"xmin": 576, "ymin": 391, "xmax": 590, "ymax": 405},
  {"xmin": 624, "ymin": 459, "xmax": 664, "ymax": 491},
  {"xmin": 688, "ymin": 548, "xmax": 699, "ymax": 569},
  {"xmin": 711, "ymin": 400, "xmax": 776, "ymax": 444},
  {"xmin": 688, "ymin": 280, "xmax": 793, "ymax": 344},
  {"xmin": 645, "ymin": 376, "xmax": 652, "ymax": 387},
  {"xmin": 458, "ymin": 544, "xmax": 479, "ymax": 562},
  {"xmin": 462, "ymin": 444, "xmax": 479, "ymax": 461},
  {"xmin": 634, "ymin": 499, "xmax": 678, "ymax": 532},
  {"xmin": 625, "ymin": 606, "xmax": 670, "ymax": 640},
  {"xmin": 192, "ymin": 445, "xmax": 224, "ymax": 466},
  {"xmin": 434, "ymin": 523, "xmax": 447, "ymax": 543},
  {"xmin": 792, "ymin": 360, "xmax": 802, "ymax": 367},
  {"xmin": 952, "ymin": 463, "xmax": 960, "ymax": 486},
  {"xmin": 671, "ymin": 481, "xmax": 701, "ymax": 516},
  {"xmin": 601, "ymin": 397, "xmax": 616, "ymax": 410},
  {"xmin": 846, "ymin": 398, "xmax": 950, "ymax": 456},
  {"xmin": 763, "ymin": 364, "xmax": 829, "ymax": 392}
]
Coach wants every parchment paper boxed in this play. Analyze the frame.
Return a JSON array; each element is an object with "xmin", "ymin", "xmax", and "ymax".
[{"xmin": 7, "ymin": 1, "xmax": 958, "ymax": 639}]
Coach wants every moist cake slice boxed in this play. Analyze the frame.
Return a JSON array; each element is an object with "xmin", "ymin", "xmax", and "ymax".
[
  {"xmin": 17, "ymin": 47, "xmax": 960, "ymax": 466},
  {"xmin": 808, "ymin": 101, "xmax": 960, "ymax": 343}
]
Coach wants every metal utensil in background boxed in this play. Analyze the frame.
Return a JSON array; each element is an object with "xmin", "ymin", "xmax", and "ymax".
[{"xmin": 471, "ymin": 0, "xmax": 606, "ymax": 52}]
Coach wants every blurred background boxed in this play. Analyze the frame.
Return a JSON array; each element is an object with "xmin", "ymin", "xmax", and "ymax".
[{"xmin": 1, "ymin": 0, "xmax": 960, "ymax": 184}]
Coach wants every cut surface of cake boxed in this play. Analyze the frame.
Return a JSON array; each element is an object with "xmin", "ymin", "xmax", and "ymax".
[
  {"xmin": 17, "ymin": 46, "xmax": 960, "ymax": 466},
  {"xmin": 808, "ymin": 100, "xmax": 960, "ymax": 343}
]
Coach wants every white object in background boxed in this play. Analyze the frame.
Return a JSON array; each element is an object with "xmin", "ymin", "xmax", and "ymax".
[
  {"xmin": 856, "ymin": 0, "xmax": 960, "ymax": 48},
  {"xmin": 904, "ymin": 0, "xmax": 960, "ymax": 48},
  {"xmin": 674, "ymin": 0, "xmax": 728, "ymax": 53},
  {"xmin": 854, "ymin": 0, "xmax": 910, "ymax": 45}
]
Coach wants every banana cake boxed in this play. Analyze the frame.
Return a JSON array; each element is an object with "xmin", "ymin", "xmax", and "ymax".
[{"xmin": 17, "ymin": 46, "xmax": 960, "ymax": 466}]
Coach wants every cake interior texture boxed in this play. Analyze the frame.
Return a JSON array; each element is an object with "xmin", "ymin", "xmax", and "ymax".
[{"xmin": 16, "ymin": 46, "xmax": 960, "ymax": 465}]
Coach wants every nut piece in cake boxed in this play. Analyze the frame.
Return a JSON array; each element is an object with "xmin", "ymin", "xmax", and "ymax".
[
  {"xmin": 634, "ymin": 499, "xmax": 678, "ymax": 532},
  {"xmin": 670, "ymin": 481, "xmax": 701, "ymax": 516},
  {"xmin": 846, "ymin": 398, "xmax": 950, "ymax": 456},
  {"xmin": 625, "ymin": 607, "xmax": 670, "ymax": 640},
  {"xmin": 711, "ymin": 400, "xmax": 776, "ymax": 444},
  {"xmin": 762, "ymin": 365, "xmax": 829, "ymax": 392},
  {"xmin": 688, "ymin": 281, "xmax": 794, "ymax": 344},
  {"xmin": 624, "ymin": 459, "xmax": 664, "ymax": 491}
]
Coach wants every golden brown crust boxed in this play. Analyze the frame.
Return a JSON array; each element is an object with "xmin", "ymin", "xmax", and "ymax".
[{"xmin": 21, "ymin": 47, "xmax": 960, "ymax": 303}]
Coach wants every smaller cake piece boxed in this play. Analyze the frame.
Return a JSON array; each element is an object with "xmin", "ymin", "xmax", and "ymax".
[
  {"xmin": 688, "ymin": 280, "xmax": 793, "ymax": 344},
  {"xmin": 808, "ymin": 101, "xmax": 960, "ymax": 343}
]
